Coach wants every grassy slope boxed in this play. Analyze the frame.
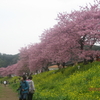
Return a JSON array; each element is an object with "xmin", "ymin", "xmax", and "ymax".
[
  {"xmin": 33, "ymin": 61, "xmax": 100, "ymax": 100},
  {"xmin": 1, "ymin": 61, "xmax": 100, "ymax": 100}
]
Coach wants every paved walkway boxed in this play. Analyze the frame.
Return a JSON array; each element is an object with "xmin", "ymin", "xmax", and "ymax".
[{"xmin": 0, "ymin": 84, "xmax": 18, "ymax": 100}]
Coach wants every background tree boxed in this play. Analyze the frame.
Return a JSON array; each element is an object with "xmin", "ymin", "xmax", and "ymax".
[{"xmin": 0, "ymin": 1, "xmax": 100, "ymax": 76}]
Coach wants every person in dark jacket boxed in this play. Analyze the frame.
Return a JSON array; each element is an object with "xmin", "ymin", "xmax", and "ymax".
[{"xmin": 18, "ymin": 75, "xmax": 29, "ymax": 100}]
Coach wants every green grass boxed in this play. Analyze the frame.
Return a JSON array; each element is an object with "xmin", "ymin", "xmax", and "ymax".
[
  {"xmin": 1, "ymin": 61, "xmax": 100, "ymax": 100},
  {"xmin": 32, "ymin": 61, "xmax": 100, "ymax": 100}
]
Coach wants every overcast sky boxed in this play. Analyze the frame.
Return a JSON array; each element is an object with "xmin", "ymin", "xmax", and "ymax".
[{"xmin": 0, "ymin": 0, "xmax": 94, "ymax": 55}]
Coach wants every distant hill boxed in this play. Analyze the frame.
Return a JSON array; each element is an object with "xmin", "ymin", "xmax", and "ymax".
[{"xmin": 0, "ymin": 53, "xmax": 19, "ymax": 68}]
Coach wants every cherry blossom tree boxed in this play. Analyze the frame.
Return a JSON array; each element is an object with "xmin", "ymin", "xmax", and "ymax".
[
  {"xmin": 28, "ymin": 43, "xmax": 50, "ymax": 73},
  {"xmin": 40, "ymin": 0, "xmax": 100, "ymax": 64},
  {"xmin": 56, "ymin": 1, "xmax": 100, "ymax": 58},
  {"xmin": 1, "ymin": 1, "xmax": 100, "ymax": 76}
]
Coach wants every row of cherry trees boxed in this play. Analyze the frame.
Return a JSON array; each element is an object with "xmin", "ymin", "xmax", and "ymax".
[{"xmin": 0, "ymin": 1, "xmax": 100, "ymax": 76}]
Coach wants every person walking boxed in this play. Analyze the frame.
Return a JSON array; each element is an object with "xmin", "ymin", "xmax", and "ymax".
[
  {"xmin": 18, "ymin": 75, "xmax": 29, "ymax": 100},
  {"xmin": 3, "ymin": 80, "xmax": 7, "ymax": 87},
  {"xmin": 27, "ymin": 76, "xmax": 35, "ymax": 100}
]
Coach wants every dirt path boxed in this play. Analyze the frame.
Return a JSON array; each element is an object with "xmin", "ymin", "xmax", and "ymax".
[{"xmin": 0, "ymin": 84, "xmax": 18, "ymax": 100}]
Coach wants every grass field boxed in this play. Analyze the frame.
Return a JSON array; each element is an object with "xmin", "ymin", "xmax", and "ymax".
[{"xmin": 0, "ymin": 61, "xmax": 100, "ymax": 100}]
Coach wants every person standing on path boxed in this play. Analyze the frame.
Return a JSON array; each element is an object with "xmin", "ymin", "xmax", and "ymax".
[
  {"xmin": 18, "ymin": 75, "xmax": 29, "ymax": 100},
  {"xmin": 27, "ymin": 76, "xmax": 35, "ymax": 100},
  {"xmin": 3, "ymin": 80, "xmax": 7, "ymax": 87}
]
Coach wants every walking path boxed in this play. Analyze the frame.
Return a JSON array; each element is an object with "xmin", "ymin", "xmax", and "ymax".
[{"xmin": 0, "ymin": 84, "xmax": 18, "ymax": 100}]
